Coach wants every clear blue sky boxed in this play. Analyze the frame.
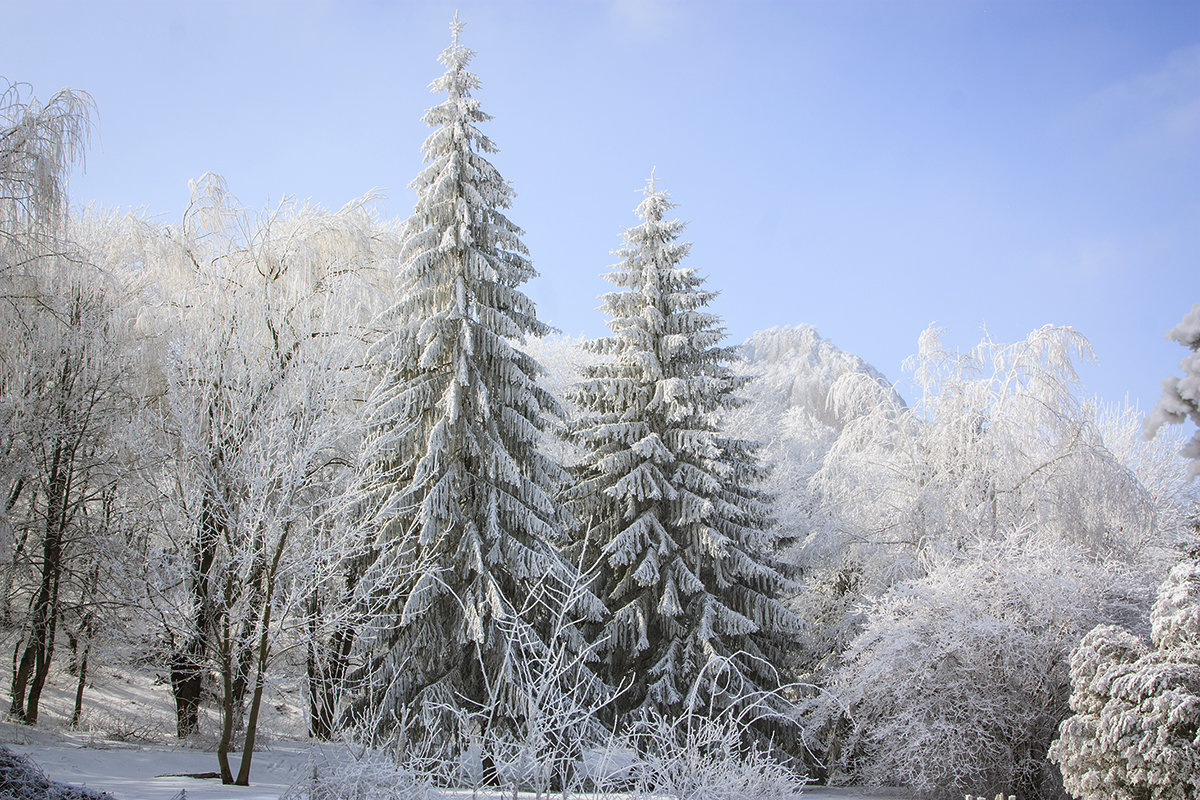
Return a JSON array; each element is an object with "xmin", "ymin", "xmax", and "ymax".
[{"xmin": 7, "ymin": 0, "xmax": 1199, "ymax": 411}]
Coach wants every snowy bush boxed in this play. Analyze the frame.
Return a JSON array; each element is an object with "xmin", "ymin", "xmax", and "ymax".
[
  {"xmin": 1049, "ymin": 556, "xmax": 1200, "ymax": 800},
  {"xmin": 624, "ymin": 707, "xmax": 805, "ymax": 800},
  {"xmin": 279, "ymin": 747, "xmax": 440, "ymax": 800},
  {"xmin": 0, "ymin": 745, "xmax": 114, "ymax": 800},
  {"xmin": 822, "ymin": 542, "xmax": 1124, "ymax": 799},
  {"xmin": 797, "ymin": 325, "xmax": 1189, "ymax": 790}
]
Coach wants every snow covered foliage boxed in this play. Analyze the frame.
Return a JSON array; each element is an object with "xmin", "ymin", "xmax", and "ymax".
[
  {"xmin": 565, "ymin": 175, "xmax": 800, "ymax": 723},
  {"xmin": 728, "ymin": 326, "xmax": 901, "ymax": 527},
  {"xmin": 354, "ymin": 18, "xmax": 602, "ymax": 754},
  {"xmin": 279, "ymin": 746, "xmax": 439, "ymax": 800},
  {"xmin": 1146, "ymin": 303, "xmax": 1200, "ymax": 479},
  {"xmin": 1050, "ymin": 555, "xmax": 1200, "ymax": 800},
  {"xmin": 0, "ymin": 80, "xmax": 139, "ymax": 729},
  {"xmin": 0, "ymin": 744, "xmax": 113, "ymax": 800},
  {"xmin": 734, "ymin": 325, "xmax": 901, "ymax": 437},
  {"xmin": 726, "ymin": 325, "xmax": 903, "ymax": 678},
  {"xmin": 0, "ymin": 78, "xmax": 93, "ymax": 264},
  {"xmin": 807, "ymin": 326, "xmax": 1190, "ymax": 797},
  {"xmin": 829, "ymin": 543, "xmax": 1116, "ymax": 798},
  {"xmin": 623, "ymin": 706, "xmax": 806, "ymax": 800},
  {"xmin": 131, "ymin": 173, "xmax": 392, "ymax": 783},
  {"xmin": 522, "ymin": 334, "xmax": 601, "ymax": 470}
]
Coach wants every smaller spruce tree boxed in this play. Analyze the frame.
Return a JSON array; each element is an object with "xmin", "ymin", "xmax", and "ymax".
[{"xmin": 567, "ymin": 174, "xmax": 800, "ymax": 722}]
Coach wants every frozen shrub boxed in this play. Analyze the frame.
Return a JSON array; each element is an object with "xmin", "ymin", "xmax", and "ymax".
[
  {"xmin": 0, "ymin": 745, "xmax": 114, "ymax": 800},
  {"xmin": 1050, "ymin": 557, "xmax": 1200, "ymax": 800},
  {"xmin": 278, "ymin": 747, "xmax": 440, "ymax": 800},
  {"xmin": 1152, "ymin": 555, "xmax": 1200, "ymax": 651},
  {"xmin": 626, "ymin": 710, "xmax": 806, "ymax": 800},
  {"xmin": 822, "ymin": 543, "xmax": 1121, "ymax": 799}
]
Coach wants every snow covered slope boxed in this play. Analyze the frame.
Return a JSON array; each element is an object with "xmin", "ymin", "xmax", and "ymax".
[
  {"xmin": 726, "ymin": 325, "xmax": 901, "ymax": 544},
  {"xmin": 733, "ymin": 325, "xmax": 900, "ymax": 436}
]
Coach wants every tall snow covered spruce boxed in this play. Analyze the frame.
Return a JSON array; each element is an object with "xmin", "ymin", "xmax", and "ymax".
[
  {"xmin": 566, "ymin": 175, "xmax": 801, "ymax": 722},
  {"xmin": 355, "ymin": 18, "xmax": 602, "ymax": 752}
]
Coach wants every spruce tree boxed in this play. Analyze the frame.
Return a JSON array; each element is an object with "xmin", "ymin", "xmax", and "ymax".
[
  {"xmin": 568, "ymin": 175, "xmax": 800, "ymax": 721},
  {"xmin": 357, "ymin": 17, "xmax": 600, "ymax": 751}
]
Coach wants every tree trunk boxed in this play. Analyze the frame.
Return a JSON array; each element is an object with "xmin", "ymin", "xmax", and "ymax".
[
  {"xmin": 307, "ymin": 554, "xmax": 364, "ymax": 741},
  {"xmin": 1, "ymin": 476, "xmax": 29, "ymax": 626},
  {"xmin": 9, "ymin": 638, "xmax": 35, "ymax": 719},
  {"xmin": 70, "ymin": 626, "xmax": 90, "ymax": 726},
  {"xmin": 216, "ymin": 619, "xmax": 236, "ymax": 784},
  {"xmin": 171, "ymin": 490, "xmax": 221, "ymax": 738},
  {"xmin": 229, "ymin": 547, "xmax": 267, "ymax": 735},
  {"xmin": 23, "ymin": 576, "xmax": 60, "ymax": 724},
  {"xmin": 307, "ymin": 605, "xmax": 355, "ymax": 741},
  {"xmin": 235, "ymin": 581, "xmax": 274, "ymax": 785},
  {"xmin": 235, "ymin": 529, "xmax": 288, "ymax": 786},
  {"xmin": 69, "ymin": 559, "xmax": 100, "ymax": 727},
  {"xmin": 10, "ymin": 448, "xmax": 69, "ymax": 724},
  {"xmin": 306, "ymin": 591, "xmax": 332, "ymax": 740},
  {"xmin": 170, "ymin": 644, "xmax": 204, "ymax": 738}
]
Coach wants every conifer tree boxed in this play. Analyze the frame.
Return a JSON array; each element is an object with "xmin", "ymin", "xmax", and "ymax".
[
  {"xmin": 356, "ymin": 17, "xmax": 601, "ymax": 752},
  {"xmin": 1145, "ymin": 302, "xmax": 1200, "ymax": 478},
  {"xmin": 567, "ymin": 175, "xmax": 800, "ymax": 721}
]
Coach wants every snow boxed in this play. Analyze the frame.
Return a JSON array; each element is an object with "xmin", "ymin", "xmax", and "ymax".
[
  {"xmin": 2, "ymin": 738, "xmax": 909, "ymax": 800},
  {"xmin": 0, "ymin": 664, "xmax": 903, "ymax": 800},
  {"xmin": 6, "ymin": 739, "xmax": 310, "ymax": 800}
]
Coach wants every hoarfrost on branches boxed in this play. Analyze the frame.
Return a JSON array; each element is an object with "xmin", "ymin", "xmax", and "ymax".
[
  {"xmin": 565, "ymin": 175, "xmax": 800, "ymax": 726},
  {"xmin": 352, "ymin": 16, "xmax": 602, "ymax": 758},
  {"xmin": 1145, "ymin": 302, "xmax": 1200, "ymax": 478},
  {"xmin": 804, "ymin": 325, "xmax": 1189, "ymax": 797},
  {"xmin": 1050, "ymin": 555, "xmax": 1200, "ymax": 800}
]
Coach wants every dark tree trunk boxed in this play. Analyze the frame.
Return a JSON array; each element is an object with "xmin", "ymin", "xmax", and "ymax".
[
  {"xmin": 170, "ymin": 643, "xmax": 205, "ymax": 738},
  {"xmin": 307, "ymin": 601, "xmax": 356, "ymax": 741},
  {"xmin": 1, "ymin": 476, "xmax": 29, "ymax": 625},
  {"xmin": 236, "ymin": 562, "xmax": 278, "ymax": 786},
  {"xmin": 70, "ymin": 619, "xmax": 91, "ymax": 726},
  {"xmin": 10, "ymin": 443, "xmax": 70, "ymax": 724},
  {"xmin": 229, "ymin": 549, "xmax": 267, "ymax": 735},
  {"xmin": 9, "ymin": 640, "xmax": 35, "ymax": 720},
  {"xmin": 23, "ymin": 576, "xmax": 60, "ymax": 724},
  {"xmin": 216, "ymin": 614, "xmax": 236, "ymax": 785},
  {"xmin": 171, "ymin": 490, "xmax": 221, "ymax": 738}
]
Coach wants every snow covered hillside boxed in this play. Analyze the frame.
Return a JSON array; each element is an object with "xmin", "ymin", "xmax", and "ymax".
[
  {"xmin": 735, "ymin": 325, "xmax": 901, "ymax": 436},
  {"xmin": 727, "ymin": 325, "xmax": 902, "ymax": 550}
]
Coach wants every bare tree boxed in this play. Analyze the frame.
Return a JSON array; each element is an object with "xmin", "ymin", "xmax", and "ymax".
[
  {"xmin": 142, "ymin": 174, "xmax": 393, "ymax": 783},
  {"xmin": 804, "ymin": 325, "xmax": 1193, "ymax": 798}
]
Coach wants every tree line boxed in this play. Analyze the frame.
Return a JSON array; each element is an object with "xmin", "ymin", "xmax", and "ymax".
[{"xmin": 2, "ymin": 18, "xmax": 1197, "ymax": 800}]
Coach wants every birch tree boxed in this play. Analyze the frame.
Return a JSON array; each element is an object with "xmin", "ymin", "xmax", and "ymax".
[{"xmin": 145, "ymin": 174, "xmax": 390, "ymax": 783}]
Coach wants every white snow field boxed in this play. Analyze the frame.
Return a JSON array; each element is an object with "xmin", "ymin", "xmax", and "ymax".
[
  {"xmin": 0, "ymin": 663, "xmax": 906, "ymax": 800},
  {"xmin": 4, "ymin": 739, "xmax": 910, "ymax": 800}
]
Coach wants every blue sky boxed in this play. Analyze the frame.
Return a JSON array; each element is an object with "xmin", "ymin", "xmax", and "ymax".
[{"xmin": 7, "ymin": 0, "xmax": 1199, "ymax": 412}]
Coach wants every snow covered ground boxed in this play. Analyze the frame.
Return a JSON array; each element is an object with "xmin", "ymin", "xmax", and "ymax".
[
  {"xmin": 1, "ymin": 661, "xmax": 907, "ymax": 800},
  {"xmin": 3, "ymin": 738, "xmax": 910, "ymax": 800}
]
